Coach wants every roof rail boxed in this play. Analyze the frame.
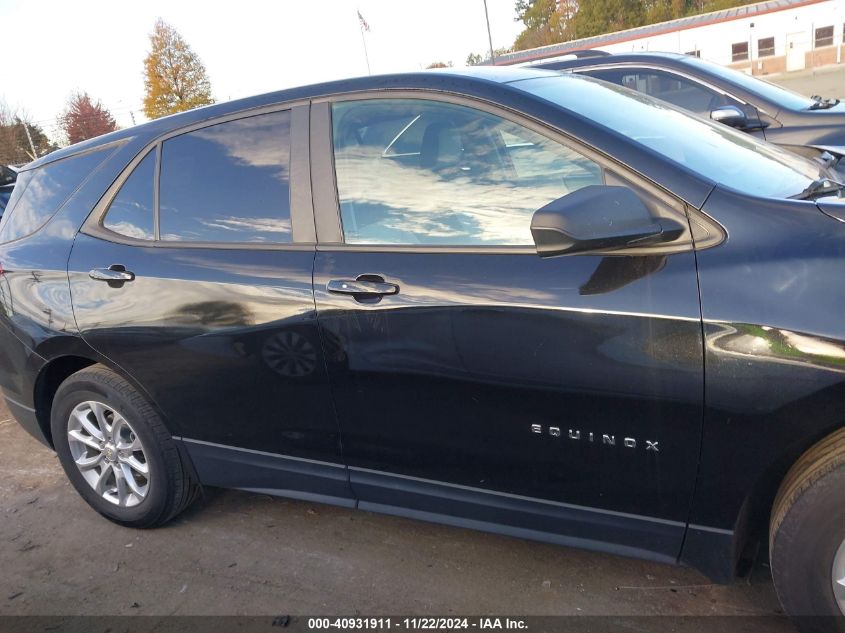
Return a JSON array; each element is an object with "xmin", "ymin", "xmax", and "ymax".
[
  {"xmin": 522, "ymin": 49, "xmax": 612, "ymax": 67},
  {"xmin": 563, "ymin": 49, "xmax": 612, "ymax": 59}
]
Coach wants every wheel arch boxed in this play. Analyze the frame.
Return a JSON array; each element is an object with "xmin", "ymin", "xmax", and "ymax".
[
  {"xmin": 32, "ymin": 351, "xmax": 178, "ymax": 449},
  {"xmin": 742, "ymin": 421, "xmax": 845, "ymax": 559},
  {"xmin": 683, "ymin": 418, "xmax": 845, "ymax": 582},
  {"xmin": 34, "ymin": 355, "xmax": 97, "ymax": 448}
]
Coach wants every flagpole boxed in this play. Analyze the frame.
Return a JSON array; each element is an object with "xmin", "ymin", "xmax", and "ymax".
[
  {"xmin": 359, "ymin": 17, "xmax": 371, "ymax": 75},
  {"xmin": 483, "ymin": 0, "xmax": 495, "ymax": 65}
]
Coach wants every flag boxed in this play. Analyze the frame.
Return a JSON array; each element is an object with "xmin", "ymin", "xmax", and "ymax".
[{"xmin": 357, "ymin": 10, "xmax": 370, "ymax": 32}]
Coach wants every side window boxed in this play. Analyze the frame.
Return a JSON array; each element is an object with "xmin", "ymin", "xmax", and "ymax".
[
  {"xmin": 102, "ymin": 149, "xmax": 156, "ymax": 240},
  {"xmin": 331, "ymin": 99, "xmax": 602, "ymax": 246},
  {"xmin": 815, "ymin": 26, "xmax": 834, "ymax": 48},
  {"xmin": 585, "ymin": 68, "xmax": 735, "ymax": 116},
  {"xmin": 758, "ymin": 37, "xmax": 775, "ymax": 58},
  {"xmin": 731, "ymin": 42, "xmax": 749, "ymax": 62},
  {"xmin": 0, "ymin": 147, "xmax": 113, "ymax": 243},
  {"xmin": 158, "ymin": 110, "xmax": 292, "ymax": 243}
]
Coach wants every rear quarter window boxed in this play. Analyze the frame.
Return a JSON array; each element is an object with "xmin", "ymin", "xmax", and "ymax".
[{"xmin": 0, "ymin": 147, "xmax": 114, "ymax": 243}]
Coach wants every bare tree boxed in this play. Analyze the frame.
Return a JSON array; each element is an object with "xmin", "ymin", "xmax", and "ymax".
[{"xmin": 0, "ymin": 100, "xmax": 57, "ymax": 165}]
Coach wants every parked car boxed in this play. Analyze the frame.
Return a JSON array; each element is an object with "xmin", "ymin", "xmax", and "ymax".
[
  {"xmin": 0, "ymin": 165, "xmax": 16, "ymax": 219},
  {"xmin": 527, "ymin": 51, "xmax": 845, "ymax": 169},
  {"xmin": 0, "ymin": 67, "xmax": 843, "ymax": 630}
]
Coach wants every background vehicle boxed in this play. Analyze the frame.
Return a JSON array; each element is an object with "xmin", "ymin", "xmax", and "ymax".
[
  {"xmin": 0, "ymin": 68, "xmax": 843, "ymax": 630},
  {"xmin": 528, "ymin": 51, "xmax": 845, "ymax": 168},
  {"xmin": 0, "ymin": 165, "xmax": 16, "ymax": 218}
]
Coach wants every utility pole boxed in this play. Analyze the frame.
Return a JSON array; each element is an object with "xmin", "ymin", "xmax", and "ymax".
[
  {"xmin": 22, "ymin": 122, "xmax": 38, "ymax": 160},
  {"xmin": 483, "ymin": 0, "xmax": 495, "ymax": 65}
]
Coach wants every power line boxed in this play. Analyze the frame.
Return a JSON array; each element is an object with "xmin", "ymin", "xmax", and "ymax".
[{"xmin": 22, "ymin": 105, "xmax": 146, "ymax": 127}]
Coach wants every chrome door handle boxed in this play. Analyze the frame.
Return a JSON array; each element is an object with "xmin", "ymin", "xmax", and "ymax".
[
  {"xmin": 327, "ymin": 277, "xmax": 398, "ymax": 296},
  {"xmin": 89, "ymin": 265, "xmax": 135, "ymax": 283}
]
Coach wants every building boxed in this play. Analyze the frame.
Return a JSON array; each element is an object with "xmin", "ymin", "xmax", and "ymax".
[{"xmin": 495, "ymin": 0, "xmax": 845, "ymax": 76}]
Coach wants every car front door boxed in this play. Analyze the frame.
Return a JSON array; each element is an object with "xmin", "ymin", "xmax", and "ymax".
[
  {"xmin": 69, "ymin": 105, "xmax": 353, "ymax": 505},
  {"xmin": 579, "ymin": 66, "xmax": 766, "ymax": 138},
  {"xmin": 311, "ymin": 95, "xmax": 705, "ymax": 560}
]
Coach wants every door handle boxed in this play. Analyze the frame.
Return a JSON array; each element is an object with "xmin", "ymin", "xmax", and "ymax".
[
  {"xmin": 327, "ymin": 276, "xmax": 398, "ymax": 297},
  {"xmin": 89, "ymin": 264, "xmax": 135, "ymax": 283}
]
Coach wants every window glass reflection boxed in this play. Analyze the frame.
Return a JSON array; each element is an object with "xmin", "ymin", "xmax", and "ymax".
[
  {"xmin": 587, "ymin": 69, "xmax": 734, "ymax": 116},
  {"xmin": 0, "ymin": 147, "xmax": 113, "ymax": 243},
  {"xmin": 159, "ymin": 110, "xmax": 292, "ymax": 243},
  {"xmin": 103, "ymin": 149, "xmax": 155, "ymax": 240},
  {"xmin": 331, "ymin": 99, "xmax": 602, "ymax": 246},
  {"xmin": 519, "ymin": 75, "xmax": 820, "ymax": 199}
]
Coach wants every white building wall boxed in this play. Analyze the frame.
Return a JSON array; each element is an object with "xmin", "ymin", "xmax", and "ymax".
[{"xmin": 594, "ymin": 0, "xmax": 845, "ymax": 70}]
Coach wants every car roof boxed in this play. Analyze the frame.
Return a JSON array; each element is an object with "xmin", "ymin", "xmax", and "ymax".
[
  {"xmin": 26, "ymin": 67, "xmax": 557, "ymax": 170},
  {"xmin": 527, "ymin": 51, "xmax": 691, "ymax": 69}
]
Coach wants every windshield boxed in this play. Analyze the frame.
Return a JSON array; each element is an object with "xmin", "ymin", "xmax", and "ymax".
[
  {"xmin": 514, "ymin": 74, "xmax": 820, "ymax": 199},
  {"xmin": 680, "ymin": 56, "xmax": 818, "ymax": 111}
]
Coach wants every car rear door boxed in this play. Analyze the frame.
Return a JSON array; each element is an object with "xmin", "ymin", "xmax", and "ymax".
[
  {"xmin": 68, "ymin": 104, "xmax": 353, "ymax": 506},
  {"xmin": 310, "ymin": 95, "xmax": 705, "ymax": 560}
]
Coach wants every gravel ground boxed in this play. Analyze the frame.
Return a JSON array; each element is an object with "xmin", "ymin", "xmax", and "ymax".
[
  {"xmin": 0, "ymin": 399, "xmax": 794, "ymax": 630},
  {"xmin": 770, "ymin": 64, "xmax": 845, "ymax": 100}
]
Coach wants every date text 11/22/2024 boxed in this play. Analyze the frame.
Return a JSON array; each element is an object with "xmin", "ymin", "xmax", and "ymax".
[{"xmin": 307, "ymin": 618, "xmax": 528, "ymax": 630}]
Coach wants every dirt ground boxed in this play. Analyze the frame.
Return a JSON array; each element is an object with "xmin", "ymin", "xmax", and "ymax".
[{"xmin": 0, "ymin": 398, "xmax": 794, "ymax": 630}]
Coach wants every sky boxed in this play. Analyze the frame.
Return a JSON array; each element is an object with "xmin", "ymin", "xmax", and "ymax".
[{"xmin": 0, "ymin": 0, "xmax": 524, "ymax": 141}]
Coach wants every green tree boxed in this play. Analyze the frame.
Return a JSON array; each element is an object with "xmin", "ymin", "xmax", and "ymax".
[
  {"xmin": 514, "ymin": 0, "xmax": 578, "ymax": 51},
  {"xmin": 143, "ymin": 19, "xmax": 214, "ymax": 119},
  {"xmin": 574, "ymin": 0, "xmax": 646, "ymax": 38},
  {"xmin": 507, "ymin": 0, "xmax": 762, "ymax": 54},
  {"xmin": 699, "ymin": 0, "xmax": 755, "ymax": 11},
  {"xmin": 464, "ymin": 47, "xmax": 513, "ymax": 65},
  {"xmin": 466, "ymin": 52, "xmax": 484, "ymax": 66}
]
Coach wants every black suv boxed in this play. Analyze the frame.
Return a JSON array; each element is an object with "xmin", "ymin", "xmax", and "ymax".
[
  {"xmin": 529, "ymin": 51, "xmax": 845, "ymax": 166},
  {"xmin": 1, "ymin": 68, "xmax": 844, "ymax": 630}
]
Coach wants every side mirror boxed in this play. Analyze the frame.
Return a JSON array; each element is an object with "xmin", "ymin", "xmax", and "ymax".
[
  {"xmin": 530, "ymin": 185, "xmax": 685, "ymax": 257},
  {"xmin": 710, "ymin": 105, "xmax": 748, "ymax": 129}
]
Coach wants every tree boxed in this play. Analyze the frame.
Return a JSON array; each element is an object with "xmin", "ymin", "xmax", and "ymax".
[
  {"xmin": 514, "ymin": 0, "xmax": 578, "ymax": 51},
  {"xmin": 574, "ymin": 0, "xmax": 645, "ymax": 39},
  {"xmin": 464, "ymin": 47, "xmax": 513, "ymax": 66},
  {"xmin": 426, "ymin": 61, "xmax": 453, "ymax": 68},
  {"xmin": 59, "ymin": 92, "xmax": 117, "ymax": 145},
  {"xmin": 0, "ymin": 101, "xmax": 58, "ymax": 165},
  {"xmin": 508, "ymin": 0, "xmax": 760, "ymax": 53},
  {"xmin": 143, "ymin": 19, "xmax": 214, "ymax": 119},
  {"xmin": 466, "ymin": 52, "xmax": 484, "ymax": 66}
]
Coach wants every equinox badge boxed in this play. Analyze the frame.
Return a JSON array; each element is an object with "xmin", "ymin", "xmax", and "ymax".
[{"xmin": 531, "ymin": 424, "xmax": 659, "ymax": 452}]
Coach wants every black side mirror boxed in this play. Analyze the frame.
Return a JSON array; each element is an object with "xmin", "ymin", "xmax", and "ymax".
[
  {"xmin": 530, "ymin": 185, "xmax": 685, "ymax": 257},
  {"xmin": 710, "ymin": 105, "xmax": 748, "ymax": 129}
]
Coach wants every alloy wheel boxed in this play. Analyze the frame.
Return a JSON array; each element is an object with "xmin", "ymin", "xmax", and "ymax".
[
  {"xmin": 66, "ymin": 401, "xmax": 149, "ymax": 507},
  {"xmin": 832, "ymin": 537, "xmax": 845, "ymax": 615}
]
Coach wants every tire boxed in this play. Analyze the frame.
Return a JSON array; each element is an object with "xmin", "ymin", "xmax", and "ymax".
[
  {"xmin": 51, "ymin": 364, "xmax": 200, "ymax": 527},
  {"xmin": 770, "ymin": 426, "xmax": 845, "ymax": 632}
]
